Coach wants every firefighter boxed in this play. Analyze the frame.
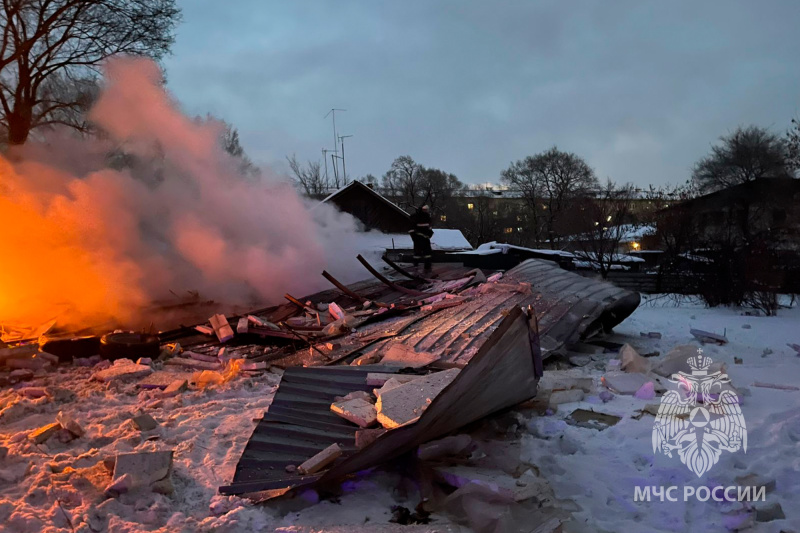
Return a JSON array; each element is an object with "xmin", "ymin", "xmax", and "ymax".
[{"xmin": 409, "ymin": 204, "xmax": 433, "ymax": 272}]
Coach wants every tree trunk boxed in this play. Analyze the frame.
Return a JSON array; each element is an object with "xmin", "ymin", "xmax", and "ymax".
[{"xmin": 6, "ymin": 107, "xmax": 32, "ymax": 145}]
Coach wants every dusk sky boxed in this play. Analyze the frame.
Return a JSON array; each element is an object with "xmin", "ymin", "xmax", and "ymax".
[{"xmin": 163, "ymin": 1, "xmax": 800, "ymax": 188}]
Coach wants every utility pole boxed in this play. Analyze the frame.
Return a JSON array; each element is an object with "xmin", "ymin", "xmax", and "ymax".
[
  {"xmin": 338, "ymin": 134, "xmax": 353, "ymax": 184},
  {"xmin": 324, "ymin": 108, "xmax": 346, "ymax": 180}
]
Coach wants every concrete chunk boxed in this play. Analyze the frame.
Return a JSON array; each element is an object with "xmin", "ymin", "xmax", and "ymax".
[
  {"xmin": 355, "ymin": 428, "xmax": 386, "ymax": 449},
  {"xmin": 104, "ymin": 473, "xmax": 132, "ymax": 497},
  {"xmin": 236, "ymin": 317, "xmax": 249, "ymax": 334},
  {"xmin": 373, "ymin": 377, "xmax": 413, "ymax": 398},
  {"xmin": 380, "ymin": 344, "xmax": 439, "ymax": 368},
  {"xmin": 603, "ymin": 371, "xmax": 652, "ymax": 395},
  {"xmin": 297, "ymin": 443, "xmax": 342, "ymax": 474},
  {"xmin": 331, "ymin": 398, "xmax": 377, "ymax": 428},
  {"xmin": 548, "ymin": 389, "xmax": 585, "ymax": 407},
  {"xmin": 538, "ymin": 371, "xmax": 593, "ymax": 393},
  {"xmin": 131, "ymin": 413, "xmax": 158, "ymax": 431},
  {"xmin": 113, "ymin": 451, "xmax": 174, "ymax": 494},
  {"xmin": 94, "ymin": 363, "xmax": 152, "ymax": 382},
  {"xmin": 29, "ymin": 422, "xmax": 62, "ymax": 444},
  {"xmin": 334, "ymin": 390, "xmax": 372, "ymax": 403},
  {"xmin": 56, "ymin": 412, "xmax": 84, "ymax": 438},
  {"xmin": 376, "ymin": 368, "xmax": 460, "ymax": 429},
  {"xmin": 619, "ymin": 344, "xmax": 649, "ymax": 373}
]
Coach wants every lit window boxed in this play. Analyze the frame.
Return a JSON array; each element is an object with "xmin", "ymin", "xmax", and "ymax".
[
  {"xmin": 504, "ymin": 227, "xmax": 513, "ymax": 234},
  {"xmin": 493, "ymin": 211, "xmax": 498, "ymax": 216},
  {"xmin": 440, "ymin": 215, "xmax": 447, "ymax": 222},
  {"xmin": 467, "ymin": 203, "xmax": 474, "ymax": 210},
  {"xmin": 631, "ymin": 242, "xmax": 640, "ymax": 250},
  {"xmin": 517, "ymin": 227, "xmax": 523, "ymax": 232}
]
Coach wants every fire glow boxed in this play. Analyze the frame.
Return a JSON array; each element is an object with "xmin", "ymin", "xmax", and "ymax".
[{"xmin": 0, "ymin": 57, "xmax": 359, "ymax": 334}]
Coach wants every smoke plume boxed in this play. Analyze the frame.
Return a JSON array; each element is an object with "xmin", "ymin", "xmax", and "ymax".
[{"xmin": 0, "ymin": 57, "xmax": 362, "ymax": 331}]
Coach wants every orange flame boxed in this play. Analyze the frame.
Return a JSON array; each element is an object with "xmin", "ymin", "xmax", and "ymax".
[{"xmin": 0, "ymin": 157, "xmax": 146, "ymax": 332}]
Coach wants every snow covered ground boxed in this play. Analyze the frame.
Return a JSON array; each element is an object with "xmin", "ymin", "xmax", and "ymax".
[
  {"xmin": 522, "ymin": 296, "xmax": 800, "ymax": 533},
  {"xmin": 1, "ymin": 296, "xmax": 798, "ymax": 532},
  {"xmin": 0, "ymin": 366, "xmax": 434, "ymax": 532}
]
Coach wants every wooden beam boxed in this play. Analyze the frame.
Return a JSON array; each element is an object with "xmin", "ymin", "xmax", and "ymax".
[
  {"xmin": 356, "ymin": 254, "xmax": 427, "ymax": 296},
  {"xmin": 321, "ymin": 270, "xmax": 390, "ymax": 308},
  {"xmin": 380, "ymin": 254, "xmax": 428, "ymax": 282}
]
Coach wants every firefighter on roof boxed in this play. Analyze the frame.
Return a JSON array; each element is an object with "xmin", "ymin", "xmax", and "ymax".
[{"xmin": 409, "ymin": 204, "xmax": 433, "ymax": 272}]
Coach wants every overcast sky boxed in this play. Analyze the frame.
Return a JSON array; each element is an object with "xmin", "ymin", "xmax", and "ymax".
[{"xmin": 163, "ymin": 1, "xmax": 800, "ymax": 188}]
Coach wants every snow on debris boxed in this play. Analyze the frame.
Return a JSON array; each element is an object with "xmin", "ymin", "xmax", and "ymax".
[
  {"xmin": 520, "ymin": 297, "xmax": 800, "ymax": 532},
  {"xmin": 458, "ymin": 241, "xmax": 575, "ymax": 258}
]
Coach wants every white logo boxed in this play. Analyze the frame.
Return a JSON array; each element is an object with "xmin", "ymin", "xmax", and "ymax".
[{"xmin": 652, "ymin": 349, "xmax": 747, "ymax": 477}]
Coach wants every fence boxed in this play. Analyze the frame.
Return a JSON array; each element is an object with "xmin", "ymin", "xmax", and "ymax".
[{"xmin": 577, "ymin": 271, "xmax": 701, "ymax": 294}]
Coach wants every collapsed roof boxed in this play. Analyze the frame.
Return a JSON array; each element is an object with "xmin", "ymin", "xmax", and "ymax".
[{"xmin": 206, "ymin": 257, "xmax": 639, "ymax": 498}]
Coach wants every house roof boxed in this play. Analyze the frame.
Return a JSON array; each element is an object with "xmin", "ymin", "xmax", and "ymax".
[
  {"xmin": 320, "ymin": 180, "xmax": 410, "ymax": 219},
  {"xmin": 658, "ymin": 178, "xmax": 800, "ymax": 213}
]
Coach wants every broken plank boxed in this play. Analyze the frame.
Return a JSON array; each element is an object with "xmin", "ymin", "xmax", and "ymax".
[
  {"xmin": 209, "ymin": 314, "xmax": 234, "ymax": 343},
  {"xmin": 297, "ymin": 443, "xmax": 342, "ymax": 474},
  {"xmin": 94, "ymin": 363, "xmax": 152, "ymax": 382},
  {"xmin": 356, "ymin": 254, "xmax": 428, "ymax": 296}
]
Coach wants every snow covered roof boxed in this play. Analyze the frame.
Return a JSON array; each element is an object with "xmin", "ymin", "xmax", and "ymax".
[
  {"xmin": 565, "ymin": 224, "xmax": 656, "ymax": 243},
  {"xmin": 458, "ymin": 242, "xmax": 575, "ymax": 259},
  {"xmin": 358, "ymin": 228, "xmax": 473, "ymax": 252}
]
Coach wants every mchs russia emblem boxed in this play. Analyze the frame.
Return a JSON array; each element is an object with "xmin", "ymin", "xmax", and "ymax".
[{"xmin": 652, "ymin": 349, "xmax": 746, "ymax": 477}]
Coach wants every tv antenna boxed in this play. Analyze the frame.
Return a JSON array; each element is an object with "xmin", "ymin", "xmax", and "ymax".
[
  {"xmin": 338, "ymin": 134, "xmax": 353, "ymax": 183},
  {"xmin": 325, "ymin": 108, "xmax": 346, "ymax": 181}
]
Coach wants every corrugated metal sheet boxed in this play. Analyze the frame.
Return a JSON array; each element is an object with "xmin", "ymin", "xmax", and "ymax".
[
  {"xmin": 222, "ymin": 365, "xmax": 405, "ymax": 494},
  {"xmin": 220, "ymin": 307, "xmax": 539, "ymax": 497},
  {"xmin": 219, "ymin": 259, "xmax": 639, "ymax": 498}
]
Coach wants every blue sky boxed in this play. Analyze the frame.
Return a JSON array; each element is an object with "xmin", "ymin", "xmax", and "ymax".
[{"xmin": 163, "ymin": 1, "xmax": 800, "ymax": 187}]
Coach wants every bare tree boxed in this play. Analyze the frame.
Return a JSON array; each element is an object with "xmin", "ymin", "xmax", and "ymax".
[
  {"xmin": 381, "ymin": 155, "xmax": 423, "ymax": 209},
  {"xmin": 0, "ymin": 0, "xmax": 180, "ymax": 145},
  {"xmin": 692, "ymin": 125, "xmax": 793, "ymax": 194},
  {"xmin": 287, "ymin": 154, "xmax": 326, "ymax": 197},
  {"xmin": 787, "ymin": 117, "xmax": 800, "ymax": 173},
  {"xmin": 576, "ymin": 181, "xmax": 635, "ymax": 279},
  {"xmin": 417, "ymin": 166, "xmax": 465, "ymax": 214},
  {"xmin": 501, "ymin": 147, "xmax": 598, "ymax": 247},
  {"xmin": 221, "ymin": 124, "xmax": 259, "ymax": 180}
]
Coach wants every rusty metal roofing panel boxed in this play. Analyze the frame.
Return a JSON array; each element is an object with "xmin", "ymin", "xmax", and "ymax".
[{"xmin": 220, "ymin": 307, "xmax": 539, "ymax": 497}]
